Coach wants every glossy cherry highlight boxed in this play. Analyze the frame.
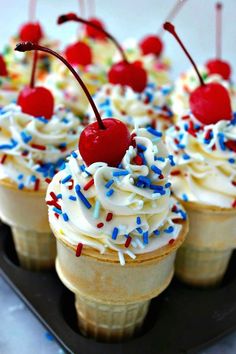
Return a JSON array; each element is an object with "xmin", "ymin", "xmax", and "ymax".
[
  {"xmin": 206, "ymin": 2, "xmax": 231, "ymax": 80},
  {"xmin": 58, "ymin": 13, "xmax": 147, "ymax": 92},
  {"xmin": 16, "ymin": 49, "xmax": 54, "ymax": 119},
  {"xmin": 15, "ymin": 41, "xmax": 131, "ymax": 167},
  {"xmin": 164, "ymin": 21, "xmax": 232, "ymax": 124}
]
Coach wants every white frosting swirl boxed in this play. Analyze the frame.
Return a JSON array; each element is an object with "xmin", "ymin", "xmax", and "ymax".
[
  {"xmin": 0, "ymin": 104, "xmax": 82, "ymax": 190},
  {"xmin": 47, "ymin": 127, "xmax": 186, "ymax": 264},
  {"xmin": 87, "ymin": 83, "xmax": 174, "ymax": 132},
  {"xmin": 166, "ymin": 114, "xmax": 236, "ymax": 208}
]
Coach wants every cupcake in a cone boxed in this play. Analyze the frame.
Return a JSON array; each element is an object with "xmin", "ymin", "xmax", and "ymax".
[
  {"xmin": 165, "ymin": 22, "xmax": 236, "ymax": 287},
  {"xmin": 0, "ymin": 46, "xmax": 82, "ymax": 271},
  {"xmin": 36, "ymin": 41, "xmax": 189, "ymax": 342}
]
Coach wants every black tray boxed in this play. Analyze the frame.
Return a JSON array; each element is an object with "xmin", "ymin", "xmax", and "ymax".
[{"xmin": 1, "ymin": 223, "xmax": 236, "ymax": 354}]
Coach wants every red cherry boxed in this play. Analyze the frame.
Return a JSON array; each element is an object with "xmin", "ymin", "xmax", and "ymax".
[
  {"xmin": 85, "ymin": 17, "xmax": 106, "ymax": 40},
  {"xmin": 206, "ymin": 59, "xmax": 231, "ymax": 80},
  {"xmin": 58, "ymin": 14, "xmax": 147, "ymax": 92},
  {"xmin": 18, "ymin": 86, "xmax": 54, "ymax": 119},
  {"xmin": 164, "ymin": 22, "xmax": 232, "ymax": 125},
  {"xmin": 139, "ymin": 35, "xmax": 163, "ymax": 57},
  {"xmin": 79, "ymin": 119, "xmax": 131, "ymax": 167},
  {"xmin": 108, "ymin": 60, "xmax": 147, "ymax": 93},
  {"xmin": 15, "ymin": 42, "xmax": 131, "ymax": 167},
  {"xmin": 190, "ymin": 83, "xmax": 232, "ymax": 124},
  {"xmin": 0, "ymin": 55, "xmax": 8, "ymax": 76},
  {"xmin": 65, "ymin": 41, "xmax": 92, "ymax": 66},
  {"xmin": 19, "ymin": 22, "xmax": 43, "ymax": 43}
]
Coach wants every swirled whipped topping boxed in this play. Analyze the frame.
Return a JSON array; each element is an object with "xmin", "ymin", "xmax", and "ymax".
[
  {"xmin": 121, "ymin": 38, "xmax": 171, "ymax": 85},
  {"xmin": 166, "ymin": 114, "xmax": 236, "ymax": 208},
  {"xmin": 0, "ymin": 104, "xmax": 82, "ymax": 191},
  {"xmin": 87, "ymin": 83, "xmax": 174, "ymax": 132},
  {"xmin": 41, "ymin": 63, "xmax": 106, "ymax": 117},
  {"xmin": 47, "ymin": 127, "xmax": 186, "ymax": 265},
  {"xmin": 172, "ymin": 66, "xmax": 236, "ymax": 116}
]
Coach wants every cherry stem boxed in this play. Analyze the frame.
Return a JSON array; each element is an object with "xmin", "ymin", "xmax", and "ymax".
[
  {"xmin": 58, "ymin": 13, "xmax": 128, "ymax": 62},
  {"xmin": 30, "ymin": 50, "xmax": 38, "ymax": 88},
  {"xmin": 29, "ymin": 0, "xmax": 37, "ymax": 22},
  {"xmin": 15, "ymin": 42, "xmax": 106, "ymax": 130},
  {"xmin": 216, "ymin": 2, "xmax": 222, "ymax": 59},
  {"xmin": 163, "ymin": 22, "xmax": 204, "ymax": 86},
  {"xmin": 158, "ymin": 0, "xmax": 188, "ymax": 36}
]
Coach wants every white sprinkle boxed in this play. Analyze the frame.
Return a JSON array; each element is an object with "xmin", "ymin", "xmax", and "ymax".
[
  {"xmin": 126, "ymin": 250, "xmax": 136, "ymax": 259},
  {"xmin": 135, "ymin": 238, "xmax": 145, "ymax": 249},
  {"xmin": 118, "ymin": 251, "xmax": 125, "ymax": 266}
]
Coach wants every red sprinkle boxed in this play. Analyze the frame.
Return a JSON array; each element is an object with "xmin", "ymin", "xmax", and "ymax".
[
  {"xmin": 54, "ymin": 213, "xmax": 59, "ymax": 219},
  {"xmin": 225, "ymin": 140, "xmax": 236, "ymax": 152},
  {"xmin": 232, "ymin": 181, "xmax": 236, "ymax": 186},
  {"xmin": 22, "ymin": 150, "xmax": 29, "ymax": 156},
  {"xmin": 31, "ymin": 143, "xmax": 46, "ymax": 150},
  {"xmin": 106, "ymin": 212, "xmax": 113, "ymax": 222},
  {"xmin": 0, "ymin": 154, "xmax": 7, "ymax": 164},
  {"xmin": 171, "ymin": 170, "xmax": 181, "ymax": 176},
  {"xmin": 97, "ymin": 222, "xmax": 104, "ymax": 228},
  {"xmin": 68, "ymin": 179, "xmax": 74, "ymax": 190},
  {"xmin": 204, "ymin": 129, "xmax": 212, "ymax": 141},
  {"xmin": 45, "ymin": 178, "xmax": 51, "ymax": 184},
  {"xmin": 168, "ymin": 239, "xmax": 175, "ymax": 245},
  {"xmin": 130, "ymin": 133, "xmax": 137, "ymax": 148},
  {"xmin": 83, "ymin": 178, "xmax": 94, "ymax": 191},
  {"xmin": 182, "ymin": 114, "xmax": 190, "ymax": 120},
  {"xmin": 133, "ymin": 155, "xmax": 143, "ymax": 165},
  {"xmin": 159, "ymin": 174, "xmax": 164, "ymax": 179},
  {"xmin": 34, "ymin": 178, "xmax": 40, "ymax": 191},
  {"xmin": 50, "ymin": 192, "xmax": 57, "ymax": 200},
  {"xmin": 46, "ymin": 200, "xmax": 61, "ymax": 209},
  {"xmin": 76, "ymin": 243, "xmax": 83, "ymax": 257},
  {"xmin": 125, "ymin": 236, "xmax": 132, "ymax": 248},
  {"xmin": 232, "ymin": 199, "xmax": 236, "ymax": 208},
  {"xmin": 172, "ymin": 205, "xmax": 178, "ymax": 212}
]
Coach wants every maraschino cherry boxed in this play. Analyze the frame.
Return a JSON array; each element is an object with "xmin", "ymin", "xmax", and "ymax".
[
  {"xmin": 58, "ymin": 13, "xmax": 147, "ymax": 92},
  {"xmin": 0, "ymin": 55, "xmax": 8, "ymax": 77},
  {"xmin": 19, "ymin": 0, "xmax": 43, "ymax": 43},
  {"xmin": 139, "ymin": 0, "xmax": 187, "ymax": 57},
  {"xmin": 15, "ymin": 42, "xmax": 131, "ymax": 167},
  {"xmin": 164, "ymin": 22, "xmax": 232, "ymax": 124},
  {"xmin": 16, "ymin": 50, "xmax": 54, "ymax": 119},
  {"xmin": 83, "ymin": 0, "xmax": 106, "ymax": 40},
  {"xmin": 206, "ymin": 2, "xmax": 231, "ymax": 80}
]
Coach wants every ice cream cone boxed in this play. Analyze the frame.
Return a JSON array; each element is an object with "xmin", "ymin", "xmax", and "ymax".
[
  {"xmin": 53, "ymin": 220, "xmax": 188, "ymax": 342},
  {"xmin": 0, "ymin": 178, "xmax": 55, "ymax": 270},
  {"xmin": 175, "ymin": 200, "xmax": 236, "ymax": 287}
]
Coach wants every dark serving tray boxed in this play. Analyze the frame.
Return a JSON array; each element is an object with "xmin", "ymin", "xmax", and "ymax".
[{"xmin": 1, "ymin": 223, "xmax": 236, "ymax": 354}]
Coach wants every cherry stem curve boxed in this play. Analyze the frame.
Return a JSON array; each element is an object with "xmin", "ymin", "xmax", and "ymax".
[
  {"xmin": 15, "ymin": 42, "xmax": 106, "ymax": 129},
  {"xmin": 216, "ymin": 2, "xmax": 222, "ymax": 59},
  {"xmin": 58, "ymin": 13, "xmax": 128, "ymax": 62},
  {"xmin": 158, "ymin": 0, "xmax": 188, "ymax": 36},
  {"xmin": 30, "ymin": 50, "xmax": 38, "ymax": 88},
  {"xmin": 163, "ymin": 22, "xmax": 204, "ymax": 86}
]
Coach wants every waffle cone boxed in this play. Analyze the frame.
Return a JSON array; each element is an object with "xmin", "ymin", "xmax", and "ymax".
[
  {"xmin": 52, "ymin": 219, "xmax": 188, "ymax": 341},
  {"xmin": 175, "ymin": 200, "xmax": 236, "ymax": 287},
  {"xmin": 0, "ymin": 178, "xmax": 56, "ymax": 270}
]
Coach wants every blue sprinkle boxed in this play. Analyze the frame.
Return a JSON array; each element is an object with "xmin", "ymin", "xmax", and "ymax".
[
  {"xmin": 179, "ymin": 210, "xmax": 187, "ymax": 220},
  {"xmin": 136, "ymin": 227, "xmax": 143, "ymax": 234},
  {"xmin": 117, "ymin": 163, "xmax": 123, "ymax": 169},
  {"xmin": 57, "ymin": 194, "xmax": 62, "ymax": 199},
  {"xmin": 153, "ymin": 229, "xmax": 160, "ymax": 236},
  {"xmin": 30, "ymin": 175, "xmax": 36, "ymax": 182},
  {"xmin": 177, "ymin": 144, "xmax": 186, "ymax": 149},
  {"xmin": 79, "ymin": 164, "xmax": 92, "ymax": 176},
  {"xmin": 218, "ymin": 133, "xmax": 226, "ymax": 151},
  {"xmin": 113, "ymin": 170, "xmax": 129, "ymax": 177},
  {"xmin": 150, "ymin": 184, "xmax": 164, "ymax": 191},
  {"xmin": 53, "ymin": 207, "xmax": 62, "ymax": 214},
  {"xmin": 137, "ymin": 216, "xmax": 141, "ymax": 225},
  {"xmin": 75, "ymin": 184, "xmax": 92, "ymax": 209},
  {"xmin": 18, "ymin": 183, "xmax": 24, "ymax": 190},
  {"xmin": 62, "ymin": 213, "xmax": 69, "ymax": 222},
  {"xmin": 72, "ymin": 151, "xmax": 78, "ymax": 158},
  {"xmin": 229, "ymin": 158, "xmax": 235, "ymax": 164},
  {"xmin": 168, "ymin": 155, "xmax": 175, "ymax": 166},
  {"xmin": 61, "ymin": 175, "xmax": 72, "ymax": 184},
  {"xmin": 139, "ymin": 152, "xmax": 146, "ymax": 165},
  {"xmin": 106, "ymin": 189, "xmax": 114, "ymax": 197},
  {"xmin": 155, "ymin": 157, "xmax": 165, "ymax": 162},
  {"xmin": 105, "ymin": 179, "xmax": 114, "ymax": 188},
  {"xmin": 146, "ymin": 127, "xmax": 162, "ymax": 137},
  {"xmin": 59, "ymin": 142, "xmax": 67, "ymax": 148},
  {"xmin": 137, "ymin": 176, "xmax": 151, "ymax": 188},
  {"xmin": 17, "ymin": 174, "xmax": 23, "ymax": 180},
  {"xmin": 143, "ymin": 231, "xmax": 149, "ymax": 244},
  {"xmin": 62, "ymin": 117, "xmax": 69, "ymax": 124},
  {"xmin": 20, "ymin": 131, "xmax": 32, "ymax": 143},
  {"xmin": 69, "ymin": 195, "xmax": 76, "ymax": 201},
  {"xmin": 112, "ymin": 227, "xmax": 119, "ymax": 240},
  {"xmin": 137, "ymin": 144, "xmax": 147, "ymax": 152},
  {"xmin": 182, "ymin": 153, "xmax": 190, "ymax": 160},
  {"xmin": 164, "ymin": 226, "xmax": 174, "ymax": 234},
  {"xmin": 153, "ymin": 189, "xmax": 166, "ymax": 195},
  {"xmin": 151, "ymin": 165, "xmax": 162, "ymax": 175},
  {"xmin": 182, "ymin": 194, "xmax": 189, "ymax": 202},
  {"xmin": 165, "ymin": 182, "xmax": 171, "ymax": 188},
  {"xmin": 37, "ymin": 116, "xmax": 49, "ymax": 124},
  {"xmin": 231, "ymin": 113, "xmax": 236, "ymax": 125},
  {"xmin": 45, "ymin": 331, "xmax": 54, "ymax": 341}
]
